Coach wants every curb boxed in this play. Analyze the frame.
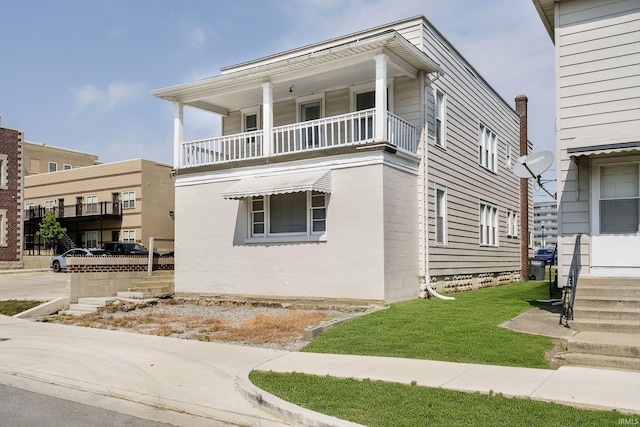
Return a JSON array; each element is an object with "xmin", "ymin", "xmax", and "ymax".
[{"xmin": 236, "ymin": 368, "xmax": 365, "ymax": 427}]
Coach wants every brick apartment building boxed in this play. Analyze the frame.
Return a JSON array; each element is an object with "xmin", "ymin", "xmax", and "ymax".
[{"xmin": 0, "ymin": 126, "xmax": 24, "ymax": 269}]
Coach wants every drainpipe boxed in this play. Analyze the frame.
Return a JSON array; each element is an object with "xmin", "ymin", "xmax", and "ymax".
[
  {"xmin": 516, "ymin": 95, "xmax": 529, "ymax": 281},
  {"xmin": 418, "ymin": 70, "xmax": 454, "ymax": 301}
]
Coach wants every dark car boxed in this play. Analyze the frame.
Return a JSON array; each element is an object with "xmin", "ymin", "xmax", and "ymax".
[
  {"xmin": 50, "ymin": 248, "xmax": 108, "ymax": 273},
  {"xmin": 534, "ymin": 248, "xmax": 556, "ymax": 265},
  {"xmin": 102, "ymin": 241, "xmax": 150, "ymax": 256}
]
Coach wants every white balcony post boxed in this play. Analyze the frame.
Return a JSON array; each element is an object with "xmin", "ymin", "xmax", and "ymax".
[
  {"xmin": 173, "ymin": 102, "xmax": 183, "ymax": 168},
  {"xmin": 374, "ymin": 54, "xmax": 388, "ymax": 143},
  {"xmin": 262, "ymin": 82, "xmax": 274, "ymax": 156}
]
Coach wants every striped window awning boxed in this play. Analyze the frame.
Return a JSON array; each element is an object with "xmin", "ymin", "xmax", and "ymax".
[
  {"xmin": 221, "ymin": 170, "xmax": 331, "ymax": 199},
  {"xmin": 568, "ymin": 141, "xmax": 640, "ymax": 157}
]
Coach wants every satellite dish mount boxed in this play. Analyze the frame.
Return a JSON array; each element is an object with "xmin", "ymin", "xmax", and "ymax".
[{"xmin": 512, "ymin": 151, "xmax": 556, "ymax": 200}]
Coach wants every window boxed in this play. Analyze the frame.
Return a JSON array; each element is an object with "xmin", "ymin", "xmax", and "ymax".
[
  {"xmin": 85, "ymin": 231, "xmax": 98, "ymax": 248},
  {"xmin": 599, "ymin": 163, "xmax": 639, "ymax": 234},
  {"xmin": 249, "ymin": 191, "xmax": 327, "ymax": 240},
  {"xmin": 122, "ymin": 230, "xmax": 136, "ymax": 243},
  {"xmin": 480, "ymin": 202, "xmax": 498, "ymax": 246},
  {"xmin": 507, "ymin": 209, "xmax": 518, "ymax": 237},
  {"xmin": 505, "ymin": 143, "xmax": 513, "ymax": 167},
  {"xmin": 48, "ymin": 162, "xmax": 57, "ymax": 173},
  {"xmin": 0, "ymin": 154, "xmax": 7, "ymax": 190},
  {"xmin": 434, "ymin": 88, "xmax": 446, "ymax": 148},
  {"xmin": 44, "ymin": 200, "xmax": 55, "ymax": 213},
  {"xmin": 435, "ymin": 185, "xmax": 447, "ymax": 244},
  {"xmin": 0, "ymin": 209, "xmax": 6, "ymax": 247},
  {"xmin": 479, "ymin": 123, "xmax": 497, "ymax": 172},
  {"xmin": 122, "ymin": 191, "xmax": 135, "ymax": 209},
  {"xmin": 63, "ymin": 164, "xmax": 72, "ymax": 170},
  {"xmin": 86, "ymin": 195, "xmax": 98, "ymax": 213}
]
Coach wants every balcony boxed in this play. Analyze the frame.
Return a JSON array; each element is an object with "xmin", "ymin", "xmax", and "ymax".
[
  {"xmin": 24, "ymin": 202, "xmax": 122, "ymax": 223},
  {"xmin": 180, "ymin": 109, "xmax": 416, "ymax": 169}
]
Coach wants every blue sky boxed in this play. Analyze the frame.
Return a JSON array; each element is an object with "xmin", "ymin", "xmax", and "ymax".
[{"xmin": 0, "ymin": 0, "xmax": 556, "ymax": 199}]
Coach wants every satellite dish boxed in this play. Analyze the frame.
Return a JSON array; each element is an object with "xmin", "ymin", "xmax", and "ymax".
[{"xmin": 512, "ymin": 151, "xmax": 554, "ymax": 179}]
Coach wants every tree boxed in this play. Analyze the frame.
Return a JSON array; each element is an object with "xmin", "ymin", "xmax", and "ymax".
[{"xmin": 36, "ymin": 211, "xmax": 66, "ymax": 245}]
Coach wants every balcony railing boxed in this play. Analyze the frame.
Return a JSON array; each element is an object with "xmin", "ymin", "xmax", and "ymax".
[
  {"xmin": 180, "ymin": 110, "xmax": 417, "ymax": 168},
  {"xmin": 24, "ymin": 202, "xmax": 122, "ymax": 221}
]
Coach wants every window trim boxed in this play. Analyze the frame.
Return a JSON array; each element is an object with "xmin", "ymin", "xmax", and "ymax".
[
  {"xmin": 85, "ymin": 195, "xmax": 98, "ymax": 213},
  {"xmin": 241, "ymin": 107, "xmax": 260, "ymax": 132},
  {"xmin": 435, "ymin": 184, "xmax": 447, "ymax": 245},
  {"xmin": 478, "ymin": 123, "xmax": 498, "ymax": 173},
  {"xmin": 479, "ymin": 202, "xmax": 499, "ymax": 247},
  {"xmin": 507, "ymin": 209, "xmax": 518, "ymax": 238},
  {"xmin": 0, "ymin": 154, "xmax": 8, "ymax": 190},
  {"xmin": 349, "ymin": 81, "xmax": 394, "ymax": 112},
  {"xmin": 63, "ymin": 164, "xmax": 72, "ymax": 170},
  {"xmin": 0, "ymin": 209, "xmax": 6, "ymax": 247},
  {"xmin": 48, "ymin": 161, "xmax": 58, "ymax": 173},
  {"xmin": 85, "ymin": 230, "xmax": 98, "ymax": 248},
  {"xmin": 122, "ymin": 229, "xmax": 136, "ymax": 243},
  {"xmin": 246, "ymin": 191, "xmax": 328, "ymax": 243},
  {"xmin": 434, "ymin": 87, "xmax": 446, "ymax": 149},
  {"xmin": 592, "ymin": 157, "xmax": 640, "ymax": 235},
  {"xmin": 122, "ymin": 191, "xmax": 136, "ymax": 209}
]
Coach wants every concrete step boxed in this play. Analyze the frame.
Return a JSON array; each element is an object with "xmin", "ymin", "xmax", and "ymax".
[
  {"xmin": 570, "ymin": 318, "xmax": 640, "ymax": 334},
  {"xmin": 574, "ymin": 307, "xmax": 640, "ymax": 321},
  {"xmin": 567, "ymin": 331, "xmax": 640, "ymax": 359},
  {"xmin": 66, "ymin": 303, "xmax": 99, "ymax": 313},
  {"xmin": 117, "ymin": 291, "xmax": 154, "ymax": 299},
  {"xmin": 58, "ymin": 310, "xmax": 93, "ymax": 317},
  {"xmin": 77, "ymin": 297, "xmax": 118, "ymax": 307},
  {"xmin": 564, "ymin": 352, "xmax": 640, "ymax": 372},
  {"xmin": 576, "ymin": 285, "xmax": 640, "ymax": 298},
  {"xmin": 573, "ymin": 296, "xmax": 640, "ymax": 310},
  {"xmin": 128, "ymin": 286, "xmax": 172, "ymax": 297},
  {"xmin": 578, "ymin": 277, "xmax": 639, "ymax": 287}
]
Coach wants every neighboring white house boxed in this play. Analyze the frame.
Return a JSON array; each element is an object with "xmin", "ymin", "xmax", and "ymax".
[
  {"xmin": 153, "ymin": 16, "xmax": 531, "ymax": 303},
  {"xmin": 533, "ymin": 0, "xmax": 640, "ymax": 281}
]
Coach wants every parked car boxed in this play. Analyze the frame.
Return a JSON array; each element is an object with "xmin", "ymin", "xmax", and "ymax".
[
  {"xmin": 50, "ymin": 248, "xmax": 108, "ymax": 273},
  {"xmin": 534, "ymin": 248, "xmax": 557, "ymax": 265},
  {"xmin": 102, "ymin": 241, "xmax": 159, "ymax": 257}
]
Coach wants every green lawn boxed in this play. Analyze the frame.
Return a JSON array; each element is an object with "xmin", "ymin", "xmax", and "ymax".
[
  {"xmin": 0, "ymin": 300, "xmax": 42, "ymax": 316},
  {"xmin": 251, "ymin": 282, "xmax": 622, "ymax": 425},
  {"xmin": 249, "ymin": 372, "xmax": 623, "ymax": 427},
  {"xmin": 303, "ymin": 281, "xmax": 554, "ymax": 368}
]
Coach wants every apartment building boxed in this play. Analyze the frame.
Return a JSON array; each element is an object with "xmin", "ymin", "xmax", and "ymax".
[
  {"xmin": 24, "ymin": 159, "xmax": 174, "ymax": 254},
  {"xmin": 533, "ymin": 200, "xmax": 557, "ymax": 248},
  {"xmin": 24, "ymin": 142, "xmax": 100, "ymax": 175},
  {"xmin": 0, "ymin": 126, "xmax": 24, "ymax": 268}
]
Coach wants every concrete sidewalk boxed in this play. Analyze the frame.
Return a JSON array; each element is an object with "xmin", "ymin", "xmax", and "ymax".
[{"xmin": 0, "ymin": 315, "xmax": 638, "ymax": 427}]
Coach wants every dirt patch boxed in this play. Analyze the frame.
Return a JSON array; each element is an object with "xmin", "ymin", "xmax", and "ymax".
[{"xmin": 43, "ymin": 298, "xmax": 376, "ymax": 351}]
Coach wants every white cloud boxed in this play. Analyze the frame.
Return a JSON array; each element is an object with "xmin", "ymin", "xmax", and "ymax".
[{"xmin": 70, "ymin": 81, "xmax": 146, "ymax": 114}]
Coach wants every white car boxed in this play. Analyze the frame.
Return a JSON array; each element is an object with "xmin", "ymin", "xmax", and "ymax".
[{"xmin": 50, "ymin": 248, "xmax": 108, "ymax": 273}]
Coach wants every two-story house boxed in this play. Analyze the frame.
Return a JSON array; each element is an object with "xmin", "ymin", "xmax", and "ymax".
[{"xmin": 152, "ymin": 15, "xmax": 531, "ymax": 303}]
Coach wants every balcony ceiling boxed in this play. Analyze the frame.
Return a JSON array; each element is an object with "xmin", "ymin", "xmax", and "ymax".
[{"xmin": 152, "ymin": 31, "xmax": 443, "ymax": 115}]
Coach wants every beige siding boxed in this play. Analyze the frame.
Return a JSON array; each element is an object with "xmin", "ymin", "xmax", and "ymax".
[
  {"xmin": 24, "ymin": 142, "xmax": 99, "ymax": 175},
  {"xmin": 418, "ymin": 20, "xmax": 523, "ymax": 278}
]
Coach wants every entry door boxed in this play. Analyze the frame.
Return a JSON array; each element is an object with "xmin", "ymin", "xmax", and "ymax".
[
  {"xmin": 301, "ymin": 101, "xmax": 321, "ymax": 148},
  {"xmin": 356, "ymin": 91, "xmax": 374, "ymax": 140}
]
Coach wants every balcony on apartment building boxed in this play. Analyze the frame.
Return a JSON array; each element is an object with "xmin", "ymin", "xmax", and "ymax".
[
  {"xmin": 152, "ymin": 30, "xmax": 444, "ymax": 171},
  {"xmin": 24, "ymin": 202, "xmax": 122, "ymax": 223}
]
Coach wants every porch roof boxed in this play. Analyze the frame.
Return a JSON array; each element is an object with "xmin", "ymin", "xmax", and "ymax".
[
  {"xmin": 151, "ymin": 31, "xmax": 443, "ymax": 115},
  {"xmin": 221, "ymin": 170, "xmax": 332, "ymax": 199}
]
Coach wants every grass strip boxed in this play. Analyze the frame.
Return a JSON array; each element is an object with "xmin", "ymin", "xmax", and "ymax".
[
  {"xmin": 302, "ymin": 281, "xmax": 555, "ymax": 368},
  {"xmin": 250, "ymin": 371, "xmax": 623, "ymax": 427},
  {"xmin": 0, "ymin": 300, "xmax": 42, "ymax": 316}
]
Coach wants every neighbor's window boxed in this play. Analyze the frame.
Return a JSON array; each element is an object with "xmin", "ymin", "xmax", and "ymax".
[
  {"xmin": 434, "ymin": 88, "xmax": 446, "ymax": 148},
  {"xmin": 0, "ymin": 209, "xmax": 6, "ymax": 247},
  {"xmin": 48, "ymin": 161, "xmax": 58, "ymax": 173},
  {"xmin": 505, "ymin": 143, "xmax": 512, "ymax": 167},
  {"xmin": 122, "ymin": 230, "xmax": 136, "ymax": 243},
  {"xmin": 122, "ymin": 191, "xmax": 135, "ymax": 209},
  {"xmin": 0, "ymin": 154, "xmax": 7, "ymax": 189},
  {"xmin": 479, "ymin": 123, "xmax": 497, "ymax": 172},
  {"xmin": 85, "ymin": 231, "xmax": 98, "ymax": 248},
  {"xmin": 249, "ymin": 191, "xmax": 327, "ymax": 239},
  {"xmin": 44, "ymin": 200, "xmax": 55, "ymax": 213},
  {"xmin": 480, "ymin": 202, "xmax": 498, "ymax": 246},
  {"xmin": 435, "ymin": 185, "xmax": 447, "ymax": 244},
  {"xmin": 599, "ymin": 163, "xmax": 639, "ymax": 234},
  {"xmin": 85, "ymin": 195, "xmax": 98, "ymax": 213},
  {"xmin": 507, "ymin": 209, "xmax": 518, "ymax": 237},
  {"xmin": 63, "ymin": 164, "xmax": 72, "ymax": 170}
]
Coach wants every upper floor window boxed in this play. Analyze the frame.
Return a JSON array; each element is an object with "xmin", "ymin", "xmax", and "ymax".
[
  {"xmin": 434, "ymin": 88, "xmax": 446, "ymax": 149},
  {"xmin": 86, "ymin": 195, "xmax": 98, "ymax": 213},
  {"xmin": 48, "ymin": 162, "xmax": 57, "ymax": 173},
  {"xmin": 505, "ymin": 143, "xmax": 513, "ymax": 167},
  {"xmin": 0, "ymin": 154, "xmax": 7, "ymax": 190},
  {"xmin": 480, "ymin": 202, "xmax": 498, "ymax": 246},
  {"xmin": 122, "ymin": 191, "xmax": 135, "ymax": 209},
  {"xmin": 44, "ymin": 200, "xmax": 55, "ymax": 213},
  {"xmin": 249, "ymin": 191, "xmax": 327, "ymax": 240},
  {"xmin": 0, "ymin": 209, "xmax": 6, "ymax": 247},
  {"xmin": 479, "ymin": 123, "xmax": 497, "ymax": 173},
  {"xmin": 63, "ymin": 164, "xmax": 72, "ymax": 170}
]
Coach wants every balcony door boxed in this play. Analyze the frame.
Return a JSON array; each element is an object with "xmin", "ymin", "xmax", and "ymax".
[
  {"xmin": 355, "ymin": 91, "xmax": 375, "ymax": 141},
  {"xmin": 300, "ymin": 101, "xmax": 321, "ymax": 148}
]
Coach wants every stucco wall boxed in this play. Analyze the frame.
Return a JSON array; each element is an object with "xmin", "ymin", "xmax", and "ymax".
[{"xmin": 174, "ymin": 160, "xmax": 394, "ymax": 302}]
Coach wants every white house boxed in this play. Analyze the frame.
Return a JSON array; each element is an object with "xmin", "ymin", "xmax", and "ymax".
[
  {"xmin": 533, "ymin": 0, "xmax": 640, "ymax": 280},
  {"xmin": 153, "ymin": 16, "xmax": 531, "ymax": 303}
]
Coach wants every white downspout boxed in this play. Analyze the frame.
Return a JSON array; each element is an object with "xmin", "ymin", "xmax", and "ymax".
[{"xmin": 418, "ymin": 70, "xmax": 454, "ymax": 301}]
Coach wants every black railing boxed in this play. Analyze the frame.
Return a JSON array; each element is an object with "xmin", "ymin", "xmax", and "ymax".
[
  {"xmin": 24, "ymin": 202, "xmax": 122, "ymax": 220},
  {"xmin": 560, "ymin": 234, "xmax": 582, "ymax": 327}
]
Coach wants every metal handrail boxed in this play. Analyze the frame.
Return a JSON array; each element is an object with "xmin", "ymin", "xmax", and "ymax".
[{"xmin": 560, "ymin": 233, "xmax": 582, "ymax": 327}]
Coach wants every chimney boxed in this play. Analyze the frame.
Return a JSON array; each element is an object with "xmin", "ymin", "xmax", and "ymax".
[{"xmin": 515, "ymin": 95, "xmax": 529, "ymax": 281}]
